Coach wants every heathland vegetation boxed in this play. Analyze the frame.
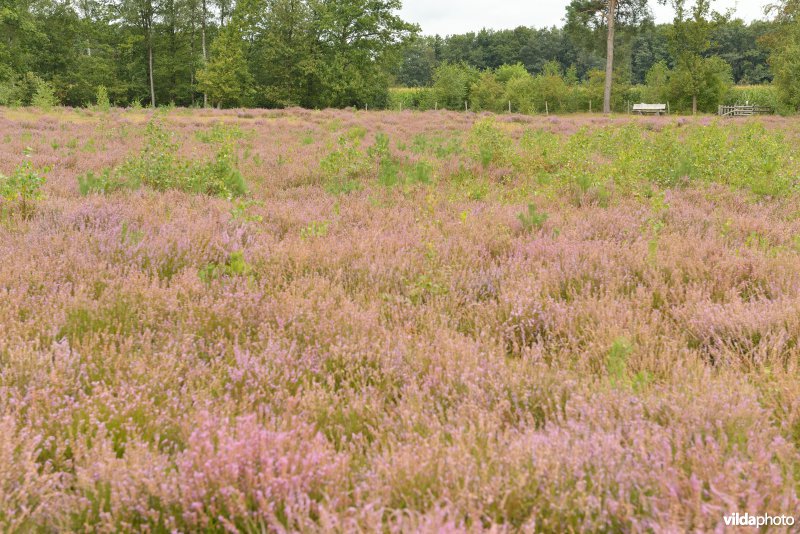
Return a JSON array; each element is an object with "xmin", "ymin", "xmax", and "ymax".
[
  {"xmin": 3, "ymin": 0, "xmax": 800, "ymax": 531},
  {"xmin": 2, "ymin": 105, "xmax": 800, "ymax": 531}
]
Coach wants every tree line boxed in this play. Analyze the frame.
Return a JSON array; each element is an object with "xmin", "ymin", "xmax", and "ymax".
[
  {"xmin": 399, "ymin": 0, "xmax": 799, "ymax": 114},
  {"xmin": 0, "ymin": 0, "xmax": 415, "ymax": 108},
  {"xmin": 0, "ymin": 0, "xmax": 799, "ymax": 112}
]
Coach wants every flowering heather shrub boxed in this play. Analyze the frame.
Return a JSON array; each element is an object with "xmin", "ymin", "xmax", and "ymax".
[{"xmin": 1, "ymin": 107, "xmax": 800, "ymax": 531}]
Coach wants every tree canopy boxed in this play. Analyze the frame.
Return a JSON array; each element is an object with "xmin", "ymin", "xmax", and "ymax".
[{"xmin": 0, "ymin": 0, "xmax": 793, "ymax": 110}]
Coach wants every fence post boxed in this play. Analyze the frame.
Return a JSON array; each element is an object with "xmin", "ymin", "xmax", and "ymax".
[
  {"xmin": 435, "ymin": 101, "xmax": 438, "ymax": 111},
  {"xmin": 508, "ymin": 100, "xmax": 511, "ymax": 113},
  {"xmin": 589, "ymin": 100, "xmax": 592, "ymax": 113},
  {"xmin": 667, "ymin": 102, "xmax": 670, "ymax": 115},
  {"xmin": 545, "ymin": 101, "xmax": 549, "ymax": 115},
  {"xmin": 465, "ymin": 101, "xmax": 468, "ymax": 112}
]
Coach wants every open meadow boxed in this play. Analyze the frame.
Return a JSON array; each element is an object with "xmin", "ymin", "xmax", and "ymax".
[{"xmin": 2, "ymin": 107, "xmax": 800, "ymax": 531}]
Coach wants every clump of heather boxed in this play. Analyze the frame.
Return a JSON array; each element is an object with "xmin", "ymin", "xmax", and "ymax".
[{"xmin": 1, "ymin": 107, "xmax": 799, "ymax": 531}]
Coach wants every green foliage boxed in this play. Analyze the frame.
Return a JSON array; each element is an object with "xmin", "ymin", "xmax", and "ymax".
[
  {"xmin": 58, "ymin": 298, "xmax": 142, "ymax": 345},
  {"xmin": 469, "ymin": 118, "xmax": 514, "ymax": 169},
  {"xmin": 405, "ymin": 160, "xmax": 433, "ymax": 184},
  {"xmin": 320, "ymin": 135, "xmax": 370, "ymax": 194},
  {"xmin": 0, "ymin": 0, "xmax": 791, "ymax": 114},
  {"xmin": 725, "ymin": 85, "xmax": 782, "ymax": 111},
  {"xmin": 606, "ymin": 337, "xmax": 653, "ymax": 391},
  {"xmin": 230, "ymin": 200, "xmax": 263, "ymax": 223},
  {"xmin": 518, "ymin": 203, "xmax": 548, "ymax": 233},
  {"xmin": 197, "ymin": 25, "xmax": 254, "ymax": 109},
  {"xmin": 199, "ymin": 251, "xmax": 253, "ymax": 283},
  {"xmin": 77, "ymin": 168, "xmax": 130, "ymax": 196},
  {"xmin": 606, "ymin": 337, "xmax": 633, "ymax": 387},
  {"xmin": 471, "ymin": 71, "xmax": 506, "ymax": 112},
  {"xmin": 31, "ymin": 77, "xmax": 58, "ymax": 109},
  {"xmin": 504, "ymin": 73, "xmax": 539, "ymax": 114},
  {"xmin": 369, "ymin": 132, "xmax": 401, "ymax": 186},
  {"xmin": 83, "ymin": 120, "xmax": 247, "ymax": 199},
  {"xmin": 767, "ymin": 14, "xmax": 800, "ymax": 111},
  {"xmin": 3, "ymin": 73, "xmax": 53, "ymax": 107},
  {"xmin": 0, "ymin": 160, "xmax": 47, "ymax": 219},
  {"xmin": 495, "ymin": 63, "xmax": 530, "ymax": 84},
  {"xmin": 432, "ymin": 62, "xmax": 479, "ymax": 110},
  {"xmin": 642, "ymin": 54, "xmax": 733, "ymax": 113},
  {"xmin": 672, "ymin": 56, "xmax": 733, "ymax": 113},
  {"xmin": 661, "ymin": 0, "xmax": 734, "ymax": 113},
  {"xmin": 190, "ymin": 145, "xmax": 248, "ymax": 199},
  {"xmin": 536, "ymin": 61, "xmax": 569, "ymax": 111},
  {"xmin": 96, "ymin": 86, "xmax": 111, "ymax": 111},
  {"xmin": 119, "ymin": 120, "xmax": 177, "ymax": 191},
  {"xmin": 400, "ymin": 62, "xmax": 641, "ymax": 115},
  {"xmin": 643, "ymin": 61, "xmax": 670, "ymax": 103},
  {"xmin": 300, "ymin": 220, "xmax": 330, "ymax": 239},
  {"xmin": 247, "ymin": 0, "xmax": 417, "ymax": 109},
  {"xmin": 406, "ymin": 273, "xmax": 448, "ymax": 305},
  {"xmin": 388, "ymin": 87, "xmax": 435, "ymax": 110},
  {"xmin": 196, "ymin": 123, "xmax": 246, "ymax": 144},
  {"xmin": 0, "ymin": 77, "xmax": 20, "ymax": 106}
]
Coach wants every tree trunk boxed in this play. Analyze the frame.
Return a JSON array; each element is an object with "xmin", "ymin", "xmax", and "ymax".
[
  {"xmin": 148, "ymin": 34, "xmax": 156, "ymax": 107},
  {"xmin": 603, "ymin": 0, "xmax": 617, "ymax": 114},
  {"xmin": 692, "ymin": 94, "xmax": 697, "ymax": 115},
  {"xmin": 202, "ymin": 0, "xmax": 208, "ymax": 107}
]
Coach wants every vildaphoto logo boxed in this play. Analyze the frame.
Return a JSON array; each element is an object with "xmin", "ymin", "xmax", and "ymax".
[{"xmin": 723, "ymin": 513, "xmax": 795, "ymax": 527}]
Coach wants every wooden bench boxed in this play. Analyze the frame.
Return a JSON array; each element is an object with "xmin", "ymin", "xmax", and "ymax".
[{"xmin": 632, "ymin": 103, "xmax": 667, "ymax": 116}]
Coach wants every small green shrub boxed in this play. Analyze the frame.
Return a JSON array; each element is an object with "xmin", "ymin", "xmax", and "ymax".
[
  {"xmin": 606, "ymin": 338, "xmax": 632, "ymax": 386},
  {"xmin": 96, "ymin": 86, "xmax": 111, "ymax": 111},
  {"xmin": 320, "ymin": 135, "xmax": 369, "ymax": 194},
  {"xmin": 199, "ymin": 251, "xmax": 252, "ymax": 283},
  {"xmin": 469, "ymin": 118, "xmax": 514, "ymax": 169},
  {"xmin": 517, "ymin": 203, "xmax": 548, "ymax": 233},
  {"xmin": 77, "ymin": 168, "xmax": 129, "ymax": 196},
  {"xmin": 406, "ymin": 273, "xmax": 448, "ymax": 305},
  {"xmin": 378, "ymin": 158, "xmax": 401, "ymax": 187},
  {"xmin": 369, "ymin": 133, "xmax": 409, "ymax": 187},
  {"xmin": 300, "ymin": 220, "xmax": 329, "ymax": 239},
  {"xmin": 58, "ymin": 299, "xmax": 141, "ymax": 344},
  {"xmin": 116, "ymin": 119, "xmax": 247, "ymax": 198},
  {"xmin": 119, "ymin": 120, "xmax": 177, "ymax": 190},
  {"xmin": 31, "ymin": 79, "xmax": 58, "ymax": 110},
  {"xmin": 195, "ymin": 122, "xmax": 245, "ymax": 144},
  {"xmin": 606, "ymin": 337, "xmax": 653, "ymax": 391},
  {"xmin": 230, "ymin": 200, "xmax": 263, "ymax": 223},
  {"xmin": 188, "ymin": 145, "xmax": 248, "ymax": 199},
  {"xmin": 405, "ymin": 160, "xmax": 433, "ymax": 185},
  {"xmin": 0, "ymin": 160, "xmax": 47, "ymax": 219}
]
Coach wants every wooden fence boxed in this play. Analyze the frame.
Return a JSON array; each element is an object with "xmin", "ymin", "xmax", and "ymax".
[{"xmin": 718, "ymin": 105, "xmax": 773, "ymax": 117}]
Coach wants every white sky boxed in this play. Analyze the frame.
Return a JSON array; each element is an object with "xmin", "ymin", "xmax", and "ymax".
[{"xmin": 400, "ymin": 1, "xmax": 771, "ymax": 36}]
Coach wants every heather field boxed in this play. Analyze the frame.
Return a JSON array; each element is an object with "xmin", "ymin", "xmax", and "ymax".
[{"xmin": 3, "ymin": 107, "xmax": 800, "ymax": 532}]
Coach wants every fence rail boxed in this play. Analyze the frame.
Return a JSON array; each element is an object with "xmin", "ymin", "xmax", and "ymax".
[{"xmin": 718, "ymin": 105, "xmax": 772, "ymax": 117}]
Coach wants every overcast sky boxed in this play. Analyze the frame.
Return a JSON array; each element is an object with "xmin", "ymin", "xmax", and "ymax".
[{"xmin": 399, "ymin": 1, "xmax": 770, "ymax": 36}]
